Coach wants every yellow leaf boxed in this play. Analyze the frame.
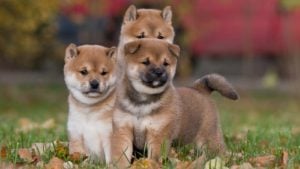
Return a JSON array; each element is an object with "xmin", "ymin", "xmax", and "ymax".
[
  {"xmin": 130, "ymin": 158, "xmax": 160, "ymax": 169},
  {"xmin": 40, "ymin": 118, "xmax": 56, "ymax": 129},
  {"xmin": 16, "ymin": 118, "xmax": 38, "ymax": 132},
  {"xmin": 55, "ymin": 141, "xmax": 68, "ymax": 159},
  {"xmin": 204, "ymin": 157, "xmax": 229, "ymax": 169}
]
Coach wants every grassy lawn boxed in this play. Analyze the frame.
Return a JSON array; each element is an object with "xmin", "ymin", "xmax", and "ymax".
[{"xmin": 0, "ymin": 84, "xmax": 299, "ymax": 168}]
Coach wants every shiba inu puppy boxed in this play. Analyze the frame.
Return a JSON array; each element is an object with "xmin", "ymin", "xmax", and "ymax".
[
  {"xmin": 119, "ymin": 5, "xmax": 174, "ymax": 45},
  {"xmin": 64, "ymin": 44, "xmax": 118, "ymax": 164},
  {"xmin": 118, "ymin": 5, "xmax": 238, "ymax": 101},
  {"xmin": 112, "ymin": 39, "xmax": 180, "ymax": 167},
  {"xmin": 111, "ymin": 39, "xmax": 238, "ymax": 168},
  {"xmin": 117, "ymin": 5, "xmax": 174, "ymax": 68}
]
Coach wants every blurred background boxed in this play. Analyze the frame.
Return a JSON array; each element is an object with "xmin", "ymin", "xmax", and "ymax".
[
  {"xmin": 0, "ymin": 0, "xmax": 300, "ymax": 92},
  {"xmin": 0, "ymin": 1, "xmax": 300, "ymax": 165}
]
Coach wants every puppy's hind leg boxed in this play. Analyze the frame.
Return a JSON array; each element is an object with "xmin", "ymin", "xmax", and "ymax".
[
  {"xmin": 194, "ymin": 125, "xmax": 226, "ymax": 160},
  {"xmin": 190, "ymin": 132, "xmax": 225, "ymax": 169}
]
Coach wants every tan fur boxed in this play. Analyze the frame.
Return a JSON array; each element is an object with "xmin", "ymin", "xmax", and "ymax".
[
  {"xmin": 113, "ymin": 5, "xmax": 238, "ymax": 168},
  {"xmin": 192, "ymin": 73, "xmax": 239, "ymax": 100},
  {"xmin": 64, "ymin": 44, "xmax": 118, "ymax": 164},
  {"xmin": 117, "ymin": 5, "xmax": 175, "ymax": 74},
  {"xmin": 111, "ymin": 39, "xmax": 235, "ymax": 168},
  {"xmin": 112, "ymin": 39, "xmax": 180, "ymax": 168},
  {"xmin": 120, "ymin": 5, "xmax": 175, "ymax": 44}
]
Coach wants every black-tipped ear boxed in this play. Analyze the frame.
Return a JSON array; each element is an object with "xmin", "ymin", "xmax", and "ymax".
[
  {"xmin": 65, "ymin": 43, "xmax": 78, "ymax": 62},
  {"xmin": 106, "ymin": 46, "xmax": 117, "ymax": 59},
  {"xmin": 161, "ymin": 6, "xmax": 172, "ymax": 24},
  {"xmin": 124, "ymin": 41, "xmax": 141, "ymax": 55},
  {"xmin": 123, "ymin": 5, "xmax": 137, "ymax": 24},
  {"xmin": 168, "ymin": 44, "xmax": 180, "ymax": 58}
]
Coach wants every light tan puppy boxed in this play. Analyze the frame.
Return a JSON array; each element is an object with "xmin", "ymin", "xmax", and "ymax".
[
  {"xmin": 119, "ymin": 5, "xmax": 174, "ymax": 45},
  {"xmin": 117, "ymin": 5, "xmax": 174, "ymax": 67},
  {"xmin": 64, "ymin": 44, "xmax": 118, "ymax": 164}
]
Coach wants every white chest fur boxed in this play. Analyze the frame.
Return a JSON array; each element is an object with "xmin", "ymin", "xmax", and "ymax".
[{"xmin": 68, "ymin": 100, "xmax": 112, "ymax": 162}]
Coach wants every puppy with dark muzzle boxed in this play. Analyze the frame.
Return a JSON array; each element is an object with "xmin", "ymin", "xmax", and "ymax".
[
  {"xmin": 111, "ymin": 39, "xmax": 180, "ymax": 168},
  {"xmin": 111, "ymin": 39, "xmax": 238, "ymax": 168}
]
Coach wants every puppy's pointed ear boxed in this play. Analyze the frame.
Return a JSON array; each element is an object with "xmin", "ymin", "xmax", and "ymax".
[
  {"xmin": 123, "ymin": 5, "xmax": 137, "ymax": 24},
  {"xmin": 161, "ymin": 6, "xmax": 172, "ymax": 24},
  {"xmin": 106, "ymin": 46, "xmax": 117, "ymax": 59},
  {"xmin": 168, "ymin": 44, "xmax": 180, "ymax": 58},
  {"xmin": 124, "ymin": 41, "xmax": 141, "ymax": 55},
  {"xmin": 65, "ymin": 43, "xmax": 78, "ymax": 62}
]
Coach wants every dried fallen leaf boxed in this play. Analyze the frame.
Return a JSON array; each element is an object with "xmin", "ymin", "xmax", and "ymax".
[
  {"xmin": 281, "ymin": 151, "xmax": 288, "ymax": 168},
  {"xmin": 230, "ymin": 162, "xmax": 254, "ymax": 169},
  {"xmin": 36, "ymin": 161, "xmax": 45, "ymax": 168},
  {"xmin": 169, "ymin": 148, "xmax": 178, "ymax": 158},
  {"xmin": 292, "ymin": 127, "xmax": 300, "ymax": 135},
  {"xmin": 69, "ymin": 152, "xmax": 87, "ymax": 164},
  {"xmin": 130, "ymin": 158, "xmax": 160, "ymax": 169},
  {"xmin": 249, "ymin": 155, "xmax": 276, "ymax": 167},
  {"xmin": 18, "ymin": 148, "xmax": 33, "ymax": 163},
  {"xmin": 187, "ymin": 154, "xmax": 207, "ymax": 169},
  {"xmin": 32, "ymin": 142, "xmax": 54, "ymax": 155},
  {"xmin": 176, "ymin": 160, "xmax": 193, "ymax": 169},
  {"xmin": 16, "ymin": 118, "xmax": 56, "ymax": 133},
  {"xmin": 0, "ymin": 162, "xmax": 15, "ymax": 169},
  {"xmin": 16, "ymin": 118, "xmax": 39, "ymax": 132},
  {"xmin": 0, "ymin": 145, "xmax": 7, "ymax": 159},
  {"xmin": 204, "ymin": 157, "xmax": 229, "ymax": 169},
  {"xmin": 31, "ymin": 149, "xmax": 41, "ymax": 164},
  {"xmin": 63, "ymin": 161, "xmax": 74, "ymax": 169},
  {"xmin": 40, "ymin": 118, "xmax": 56, "ymax": 129},
  {"xmin": 45, "ymin": 157, "xmax": 64, "ymax": 169}
]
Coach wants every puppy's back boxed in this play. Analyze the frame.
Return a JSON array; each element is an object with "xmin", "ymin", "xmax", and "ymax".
[{"xmin": 176, "ymin": 87, "xmax": 221, "ymax": 145}]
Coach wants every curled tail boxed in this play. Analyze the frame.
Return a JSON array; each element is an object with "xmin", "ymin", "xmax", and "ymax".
[{"xmin": 192, "ymin": 73, "xmax": 239, "ymax": 100}]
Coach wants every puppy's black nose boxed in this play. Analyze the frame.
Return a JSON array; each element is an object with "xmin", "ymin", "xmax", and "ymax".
[
  {"xmin": 90, "ymin": 80, "xmax": 99, "ymax": 89},
  {"xmin": 151, "ymin": 68, "xmax": 164, "ymax": 77}
]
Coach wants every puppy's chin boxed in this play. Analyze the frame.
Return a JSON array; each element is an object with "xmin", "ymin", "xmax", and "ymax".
[
  {"xmin": 65, "ymin": 74, "xmax": 113, "ymax": 105},
  {"xmin": 83, "ymin": 87, "xmax": 109, "ymax": 98},
  {"xmin": 85, "ymin": 91, "xmax": 101, "ymax": 98},
  {"xmin": 68, "ymin": 88, "xmax": 106, "ymax": 105},
  {"xmin": 131, "ymin": 80, "xmax": 168, "ymax": 95}
]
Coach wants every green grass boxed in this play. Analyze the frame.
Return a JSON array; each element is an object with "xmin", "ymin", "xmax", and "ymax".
[{"xmin": 0, "ymin": 84, "xmax": 299, "ymax": 168}]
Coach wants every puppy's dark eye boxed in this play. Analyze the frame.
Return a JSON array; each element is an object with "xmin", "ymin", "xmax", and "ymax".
[
  {"xmin": 101, "ymin": 71, "xmax": 108, "ymax": 76},
  {"xmin": 136, "ymin": 33, "xmax": 145, "ymax": 39},
  {"xmin": 80, "ymin": 69, "xmax": 88, "ymax": 76},
  {"xmin": 158, "ymin": 34, "xmax": 164, "ymax": 39},
  {"xmin": 141, "ymin": 58, "xmax": 150, "ymax": 66}
]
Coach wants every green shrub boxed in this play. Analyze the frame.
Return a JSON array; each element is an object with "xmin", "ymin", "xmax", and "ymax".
[{"xmin": 0, "ymin": 0, "xmax": 60, "ymax": 69}]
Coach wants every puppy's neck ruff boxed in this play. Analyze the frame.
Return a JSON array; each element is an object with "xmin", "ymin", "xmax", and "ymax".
[
  {"xmin": 118, "ymin": 78, "xmax": 170, "ymax": 117},
  {"xmin": 127, "ymin": 79, "xmax": 165, "ymax": 104}
]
